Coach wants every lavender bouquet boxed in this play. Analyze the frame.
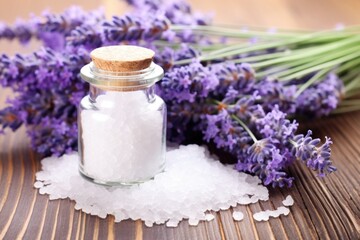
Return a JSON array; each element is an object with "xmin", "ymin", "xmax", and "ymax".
[{"xmin": 1, "ymin": 0, "xmax": 358, "ymax": 187}]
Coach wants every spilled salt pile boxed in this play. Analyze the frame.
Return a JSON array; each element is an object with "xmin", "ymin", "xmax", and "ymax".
[
  {"xmin": 34, "ymin": 145, "xmax": 269, "ymax": 227},
  {"xmin": 253, "ymin": 206, "xmax": 290, "ymax": 222}
]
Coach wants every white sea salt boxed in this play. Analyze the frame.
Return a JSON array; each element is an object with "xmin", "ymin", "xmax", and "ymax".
[
  {"xmin": 282, "ymin": 195, "xmax": 294, "ymax": 207},
  {"xmin": 232, "ymin": 211, "xmax": 244, "ymax": 221},
  {"xmin": 33, "ymin": 181, "xmax": 43, "ymax": 189},
  {"xmin": 80, "ymin": 91, "xmax": 164, "ymax": 183},
  {"xmin": 205, "ymin": 214, "xmax": 215, "ymax": 222},
  {"xmin": 35, "ymin": 145, "xmax": 269, "ymax": 227},
  {"xmin": 253, "ymin": 206, "xmax": 290, "ymax": 222},
  {"xmin": 188, "ymin": 218, "xmax": 200, "ymax": 226},
  {"xmin": 166, "ymin": 219, "xmax": 180, "ymax": 228}
]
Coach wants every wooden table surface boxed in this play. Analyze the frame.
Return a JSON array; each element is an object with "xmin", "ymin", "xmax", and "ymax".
[{"xmin": 0, "ymin": 0, "xmax": 359, "ymax": 239}]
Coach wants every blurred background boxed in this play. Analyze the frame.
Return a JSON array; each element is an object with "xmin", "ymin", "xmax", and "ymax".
[
  {"xmin": 1, "ymin": 0, "xmax": 360, "ymax": 27},
  {"xmin": 1, "ymin": 0, "xmax": 359, "ymax": 54}
]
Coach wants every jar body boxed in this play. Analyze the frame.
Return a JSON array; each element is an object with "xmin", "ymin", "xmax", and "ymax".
[{"xmin": 78, "ymin": 84, "xmax": 166, "ymax": 185}]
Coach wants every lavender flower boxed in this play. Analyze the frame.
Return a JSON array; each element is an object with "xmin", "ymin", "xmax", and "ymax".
[
  {"xmin": 0, "ymin": 6, "xmax": 105, "ymax": 49},
  {"xmin": 68, "ymin": 15, "xmax": 169, "ymax": 49},
  {"xmin": 255, "ymin": 105, "xmax": 298, "ymax": 145},
  {"xmin": 255, "ymin": 78, "xmax": 297, "ymax": 114},
  {"xmin": 27, "ymin": 117, "xmax": 77, "ymax": 156},
  {"xmin": 125, "ymin": 0, "xmax": 212, "ymax": 44},
  {"xmin": 0, "ymin": 20, "xmax": 34, "ymax": 44},
  {"xmin": 203, "ymin": 109, "xmax": 251, "ymax": 152},
  {"xmin": 292, "ymin": 130, "xmax": 336, "ymax": 176},
  {"xmin": 296, "ymin": 73, "xmax": 344, "ymax": 117},
  {"xmin": 236, "ymin": 139, "xmax": 294, "ymax": 188},
  {"xmin": 0, "ymin": 46, "xmax": 89, "ymax": 156},
  {"xmin": 159, "ymin": 61, "xmax": 218, "ymax": 103},
  {"xmin": 0, "ymin": 107, "xmax": 23, "ymax": 133},
  {"xmin": 211, "ymin": 62, "xmax": 256, "ymax": 97},
  {"xmin": 158, "ymin": 61, "xmax": 218, "ymax": 142},
  {"xmin": 153, "ymin": 44, "xmax": 198, "ymax": 70}
]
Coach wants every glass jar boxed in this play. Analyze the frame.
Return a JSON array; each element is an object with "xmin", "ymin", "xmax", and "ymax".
[{"xmin": 78, "ymin": 61, "xmax": 166, "ymax": 186}]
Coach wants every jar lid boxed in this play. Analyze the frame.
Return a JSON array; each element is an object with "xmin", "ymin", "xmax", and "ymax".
[
  {"xmin": 80, "ymin": 45, "xmax": 164, "ymax": 90},
  {"xmin": 90, "ymin": 45, "xmax": 155, "ymax": 72}
]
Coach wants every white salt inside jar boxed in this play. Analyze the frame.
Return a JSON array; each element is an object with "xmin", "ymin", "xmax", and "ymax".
[{"xmin": 78, "ymin": 45, "xmax": 166, "ymax": 185}]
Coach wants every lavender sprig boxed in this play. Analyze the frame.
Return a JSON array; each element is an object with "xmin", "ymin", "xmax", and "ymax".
[
  {"xmin": 0, "ymin": 6, "xmax": 105, "ymax": 50},
  {"xmin": 296, "ymin": 73, "xmax": 344, "ymax": 117},
  {"xmin": 292, "ymin": 130, "xmax": 336, "ymax": 177}
]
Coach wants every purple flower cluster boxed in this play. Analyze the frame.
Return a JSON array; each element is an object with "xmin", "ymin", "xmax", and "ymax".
[
  {"xmin": 0, "ymin": 7, "xmax": 105, "ymax": 50},
  {"xmin": 69, "ymin": 15, "xmax": 169, "ymax": 50},
  {"xmin": 125, "ymin": 0, "xmax": 212, "ymax": 44},
  {"xmin": 158, "ymin": 59, "xmax": 337, "ymax": 187},
  {"xmin": 292, "ymin": 130, "xmax": 335, "ymax": 177},
  {"xmin": 254, "ymin": 78, "xmax": 297, "ymax": 114},
  {"xmin": 296, "ymin": 73, "xmax": 344, "ymax": 117},
  {"xmin": 159, "ymin": 61, "xmax": 218, "ymax": 141},
  {"xmin": 0, "ymin": 46, "xmax": 89, "ymax": 155}
]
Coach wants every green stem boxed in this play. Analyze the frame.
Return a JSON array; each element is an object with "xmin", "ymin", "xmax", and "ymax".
[
  {"xmin": 231, "ymin": 115, "xmax": 258, "ymax": 143},
  {"xmin": 256, "ymin": 44, "xmax": 360, "ymax": 80},
  {"xmin": 174, "ymin": 30, "xmax": 340, "ymax": 65},
  {"xmin": 331, "ymin": 105, "xmax": 360, "ymax": 114},
  {"xmin": 336, "ymin": 57, "xmax": 360, "ymax": 75},
  {"xmin": 289, "ymin": 139, "xmax": 298, "ymax": 147},
  {"xmin": 232, "ymin": 50, "xmax": 292, "ymax": 63},
  {"xmin": 339, "ymin": 99, "xmax": 360, "ymax": 106},
  {"xmin": 279, "ymin": 48, "xmax": 360, "ymax": 81},
  {"xmin": 294, "ymin": 68, "xmax": 329, "ymax": 98},
  {"xmin": 345, "ymin": 74, "xmax": 360, "ymax": 92},
  {"xmin": 171, "ymin": 25, "xmax": 302, "ymax": 38},
  {"xmin": 251, "ymin": 35, "xmax": 360, "ymax": 68}
]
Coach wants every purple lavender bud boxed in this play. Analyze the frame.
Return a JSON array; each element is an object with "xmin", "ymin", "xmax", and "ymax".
[
  {"xmin": 159, "ymin": 61, "xmax": 218, "ymax": 103},
  {"xmin": 0, "ymin": 107, "xmax": 23, "ymax": 132},
  {"xmin": 296, "ymin": 73, "xmax": 344, "ymax": 117},
  {"xmin": 211, "ymin": 62, "xmax": 256, "ymax": 97},
  {"xmin": 153, "ymin": 44, "xmax": 198, "ymax": 70},
  {"xmin": 292, "ymin": 130, "xmax": 336, "ymax": 176},
  {"xmin": 255, "ymin": 78, "xmax": 297, "ymax": 114},
  {"xmin": 255, "ymin": 105, "xmax": 298, "ymax": 145},
  {"xmin": 0, "ymin": 20, "xmax": 34, "ymax": 44},
  {"xmin": 27, "ymin": 117, "xmax": 77, "ymax": 156},
  {"xmin": 203, "ymin": 110, "xmax": 251, "ymax": 151},
  {"xmin": 236, "ymin": 138, "xmax": 294, "ymax": 187}
]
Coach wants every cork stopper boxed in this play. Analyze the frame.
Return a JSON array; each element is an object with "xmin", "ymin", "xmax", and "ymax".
[{"xmin": 90, "ymin": 45, "xmax": 155, "ymax": 72}]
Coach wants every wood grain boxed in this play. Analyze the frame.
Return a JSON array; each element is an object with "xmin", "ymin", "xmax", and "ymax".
[{"xmin": 0, "ymin": 0, "xmax": 360, "ymax": 239}]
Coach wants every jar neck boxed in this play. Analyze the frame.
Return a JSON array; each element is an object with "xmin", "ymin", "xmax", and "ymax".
[
  {"xmin": 89, "ymin": 84, "xmax": 156, "ymax": 103},
  {"xmin": 80, "ymin": 62, "xmax": 164, "ymax": 91}
]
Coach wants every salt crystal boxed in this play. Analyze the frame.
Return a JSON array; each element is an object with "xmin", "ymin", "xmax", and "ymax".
[
  {"xmin": 188, "ymin": 218, "xmax": 200, "ymax": 226},
  {"xmin": 253, "ymin": 206, "xmax": 290, "ymax": 222},
  {"xmin": 39, "ymin": 187, "xmax": 47, "ymax": 195},
  {"xmin": 98, "ymin": 211, "xmax": 107, "ymax": 219},
  {"xmin": 33, "ymin": 181, "xmax": 43, "ymax": 188},
  {"xmin": 35, "ymin": 145, "xmax": 269, "ymax": 227},
  {"xmin": 144, "ymin": 221, "xmax": 154, "ymax": 227},
  {"xmin": 282, "ymin": 195, "xmax": 294, "ymax": 207},
  {"xmin": 253, "ymin": 212, "xmax": 269, "ymax": 221},
  {"xmin": 166, "ymin": 219, "xmax": 180, "ymax": 227},
  {"xmin": 205, "ymin": 214, "xmax": 215, "ymax": 221},
  {"xmin": 232, "ymin": 211, "xmax": 244, "ymax": 221}
]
